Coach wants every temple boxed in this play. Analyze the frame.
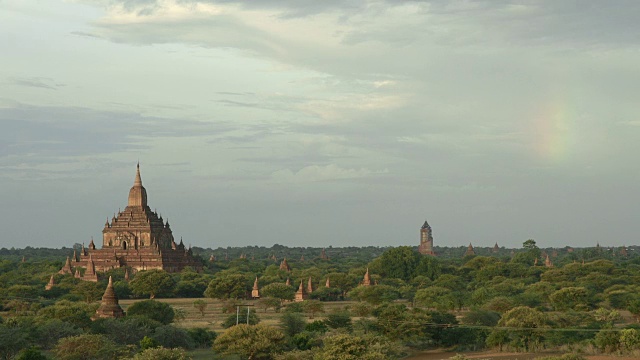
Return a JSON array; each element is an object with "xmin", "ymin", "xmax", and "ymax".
[
  {"xmin": 417, "ymin": 220, "xmax": 436, "ymax": 255},
  {"xmin": 63, "ymin": 164, "xmax": 202, "ymax": 278}
]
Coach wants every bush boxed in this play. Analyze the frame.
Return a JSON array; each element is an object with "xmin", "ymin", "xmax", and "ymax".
[
  {"xmin": 127, "ymin": 300, "xmax": 175, "ymax": 325},
  {"xmin": 53, "ymin": 334, "xmax": 120, "ymax": 360},
  {"xmin": 131, "ymin": 347, "xmax": 189, "ymax": 360},
  {"xmin": 151, "ymin": 325, "xmax": 195, "ymax": 350},
  {"xmin": 186, "ymin": 328, "xmax": 217, "ymax": 348},
  {"xmin": 15, "ymin": 347, "xmax": 48, "ymax": 360},
  {"xmin": 324, "ymin": 310, "xmax": 352, "ymax": 330}
]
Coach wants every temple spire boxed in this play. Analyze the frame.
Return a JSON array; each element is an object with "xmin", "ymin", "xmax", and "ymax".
[{"xmin": 134, "ymin": 162, "xmax": 142, "ymax": 186}]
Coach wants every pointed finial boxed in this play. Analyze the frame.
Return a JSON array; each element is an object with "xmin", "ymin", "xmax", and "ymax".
[
  {"xmin": 134, "ymin": 163, "xmax": 142, "ymax": 186},
  {"xmin": 108, "ymin": 276, "xmax": 113, "ymax": 286}
]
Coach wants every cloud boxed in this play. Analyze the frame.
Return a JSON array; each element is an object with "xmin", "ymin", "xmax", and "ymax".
[
  {"xmin": 7, "ymin": 77, "xmax": 65, "ymax": 90},
  {"xmin": 271, "ymin": 163, "xmax": 388, "ymax": 183}
]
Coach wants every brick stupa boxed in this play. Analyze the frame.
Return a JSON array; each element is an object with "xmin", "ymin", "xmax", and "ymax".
[{"xmin": 94, "ymin": 276, "xmax": 124, "ymax": 319}]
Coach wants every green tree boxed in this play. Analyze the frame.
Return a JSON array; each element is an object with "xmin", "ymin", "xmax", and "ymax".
[
  {"xmin": 257, "ymin": 297, "xmax": 282, "ymax": 313},
  {"xmin": 348, "ymin": 285, "xmax": 399, "ymax": 305},
  {"xmin": 53, "ymin": 334, "xmax": 120, "ymax": 360},
  {"xmin": 301, "ymin": 300, "xmax": 325, "ymax": 319},
  {"xmin": 549, "ymin": 287, "xmax": 589, "ymax": 311},
  {"xmin": 204, "ymin": 274, "xmax": 249, "ymax": 300},
  {"xmin": 213, "ymin": 324, "xmax": 286, "ymax": 360},
  {"xmin": 193, "ymin": 299, "xmax": 208, "ymax": 317},
  {"xmin": 130, "ymin": 270, "xmax": 176, "ymax": 299},
  {"xmin": 312, "ymin": 333, "xmax": 402, "ymax": 360},
  {"xmin": 498, "ymin": 306, "xmax": 547, "ymax": 352},
  {"xmin": 369, "ymin": 246, "xmax": 421, "ymax": 281},
  {"xmin": 127, "ymin": 300, "xmax": 175, "ymax": 324},
  {"xmin": 131, "ymin": 347, "xmax": 190, "ymax": 360},
  {"xmin": 324, "ymin": 310, "xmax": 352, "ymax": 330},
  {"xmin": 0, "ymin": 325, "xmax": 28, "ymax": 360},
  {"xmin": 260, "ymin": 283, "xmax": 295, "ymax": 302},
  {"xmin": 151, "ymin": 325, "xmax": 195, "ymax": 349},
  {"xmin": 15, "ymin": 347, "xmax": 47, "ymax": 360},
  {"xmin": 72, "ymin": 281, "xmax": 105, "ymax": 303},
  {"xmin": 414, "ymin": 286, "xmax": 455, "ymax": 311},
  {"xmin": 279, "ymin": 312, "xmax": 306, "ymax": 337}
]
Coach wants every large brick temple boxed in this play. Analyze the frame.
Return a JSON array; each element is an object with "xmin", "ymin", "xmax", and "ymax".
[{"xmin": 62, "ymin": 164, "xmax": 202, "ymax": 277}]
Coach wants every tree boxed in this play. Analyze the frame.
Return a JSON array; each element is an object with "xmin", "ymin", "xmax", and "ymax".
[
  {"xmin": 130, "ymin": 270, "xmax": 176, "ymax": 299},
  {"xmin": 257, "ymin": 297, "xmax": 282, "ymax": 313},
  {"xmin": 549, "ymin": 287, "xmax": 589, "ymax": 311},
  {"xmin": 279, "ymin": 312, "xmax": 306, "ymax": 338},
  {"xmin": 72, "ymin": 281, "xmax": 105, "ymax": 303},
  {"xmin": 369, "ymin": 246, "xmax": 421, "ymax": 281},
  {"xmin": 131, "ymin": 347, "xmax": 190, "ymax": 360},
  {"xmin": 260, "ymin": 283, "xmax": 295, "ymax": 302},
  {"xmin": 213, "ymin": 324, "xmax": 286, "ymax": 360},
  {"xmin": 348, "ymin": 285, "xmax": 399, "ymax": 305},
  {"xmin": 414, "ymin": 286, "xmax": 455, "ymax": 311},
  {"xmin": 324, "ymin": 310, "xmax": 352, "ymax": 330},
  {"xmin": 15, "ymin": 347, "xmax": 48, "ymax": 360},
  {"xmin": 127, "ymin": 300, "xmax": 175, "ymax": 324},
  {"xmin": 301, "ymin": 300, "xmax": 325, "ymax": 319},
  {"xmin": 53, "ymin": 334, "xmax": 120, "ymax": 360},
  {"xmin": 151, "ymin": 325, "xmax": 195, "ymax": 349},
  {"xmin": 204, "ymin": 274, "xmax": 249, "ymax": 300},
  {"xmin": 193, "ymin": 299, "xmax": 208, "ymax": 317},
  {"xmin": 497, "ymin": 306, "xmax": 547, "ymax": 352},
  {"xmin": 0, "ymin": 325, "xmax": 28, "ymax": 360},
  {"xmin": 311, "ymin": 333, "xmax": 402, "ymax": 360}
]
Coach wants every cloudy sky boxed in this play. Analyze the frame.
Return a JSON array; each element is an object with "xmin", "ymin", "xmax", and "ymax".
[{"xmin": 1, "ymin": 0, "xmax": 639, "ymax": 250}]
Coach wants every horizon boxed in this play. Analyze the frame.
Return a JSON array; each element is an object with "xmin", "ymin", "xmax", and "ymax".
[{"xmin": 2, "ymin": 1, "xmax": 639, "ymax": 249}]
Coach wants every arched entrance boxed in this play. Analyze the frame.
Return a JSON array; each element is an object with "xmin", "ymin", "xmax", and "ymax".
[{"xmin": 122, "ymin": 241, "xmax": 128, "ymax": 250}]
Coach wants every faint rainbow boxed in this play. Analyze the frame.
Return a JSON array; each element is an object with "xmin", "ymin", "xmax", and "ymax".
[{"xmin": 532, "ymin": 101, "xmax": 575, "ymax": 163}]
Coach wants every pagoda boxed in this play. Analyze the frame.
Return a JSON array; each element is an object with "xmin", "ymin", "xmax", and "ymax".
[
  {"xmin": 94, "ymin": 276, "xmax": 125, "ymax": 319},
  {"xmin": 63, "ymin": 164, "xmax": 202, "ymax": 275},
  {"xmin": 294, "ymin": 280, "xmax": 308, "ymax": 302}
]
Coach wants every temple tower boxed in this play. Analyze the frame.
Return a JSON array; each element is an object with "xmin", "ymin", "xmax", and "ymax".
[{"xmin": 418, "ymin": 220, "xmax": 436, "ymax": 255}]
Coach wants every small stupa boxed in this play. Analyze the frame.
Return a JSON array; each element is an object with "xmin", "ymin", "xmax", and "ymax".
[
  {"xmin": 83, "ymin": 254, "xmax": 98, "ymax": 282},
  {"xmin": 94, "ymin": 276, "xmax": 124, "ymax": 319},
  {"xmin": 279, "ymin": 258, "xmax": 291, "ymax": 272},
  {"xmin": 464, "ymin": 243, "xmax": 476, "ymax": 257},
  {"xmin": 251, "ymin": 276, "xmax": 260, "ymax": 299},
  {"xmin": 307, "ymin": 277, "xmax": 313, "ymax": 294},
  {"xmin": 58, "ymin": 256, "xmax": 73, "ymax": 275},
  {"xmin": 45, "ymin": 275, "xmax": 55, "ymax": 290},
  {"xmin": 294, "ymin": 280, "xmax": 308, "ymax": 302},
  {"xmin": 362, "ymin": 268, "xmax": 372, "ymax": 286}
]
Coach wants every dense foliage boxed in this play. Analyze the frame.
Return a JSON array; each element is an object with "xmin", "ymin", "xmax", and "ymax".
[{"xmin": 2, "ymin": 242, "xmax": 640, "ymax": 358}]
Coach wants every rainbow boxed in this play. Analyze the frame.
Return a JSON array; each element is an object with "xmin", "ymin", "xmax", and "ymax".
[{"xmin": 532, "ymin": 102, "xmax": 576, "ymax": 163}]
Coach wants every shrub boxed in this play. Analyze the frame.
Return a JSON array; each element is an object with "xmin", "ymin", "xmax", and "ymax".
[{"xmin": 127, "ymin": 300, "xmax": 175, "ymax": 325}]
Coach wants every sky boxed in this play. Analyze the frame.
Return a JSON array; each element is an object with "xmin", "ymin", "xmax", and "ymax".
[{"xmin": 1, "ymin": 0, "xmax": 639, "ymax": 250}]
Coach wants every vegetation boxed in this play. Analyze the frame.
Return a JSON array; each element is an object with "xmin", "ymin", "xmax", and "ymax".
[{"xmin": 3, "ymin": 242, "xmax": 640, "ymax": 358}]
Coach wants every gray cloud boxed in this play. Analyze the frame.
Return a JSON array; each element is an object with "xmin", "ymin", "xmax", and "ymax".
[{"xmin": 7, "ymin": 77, "xmax": 65, "ymax": 90}]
